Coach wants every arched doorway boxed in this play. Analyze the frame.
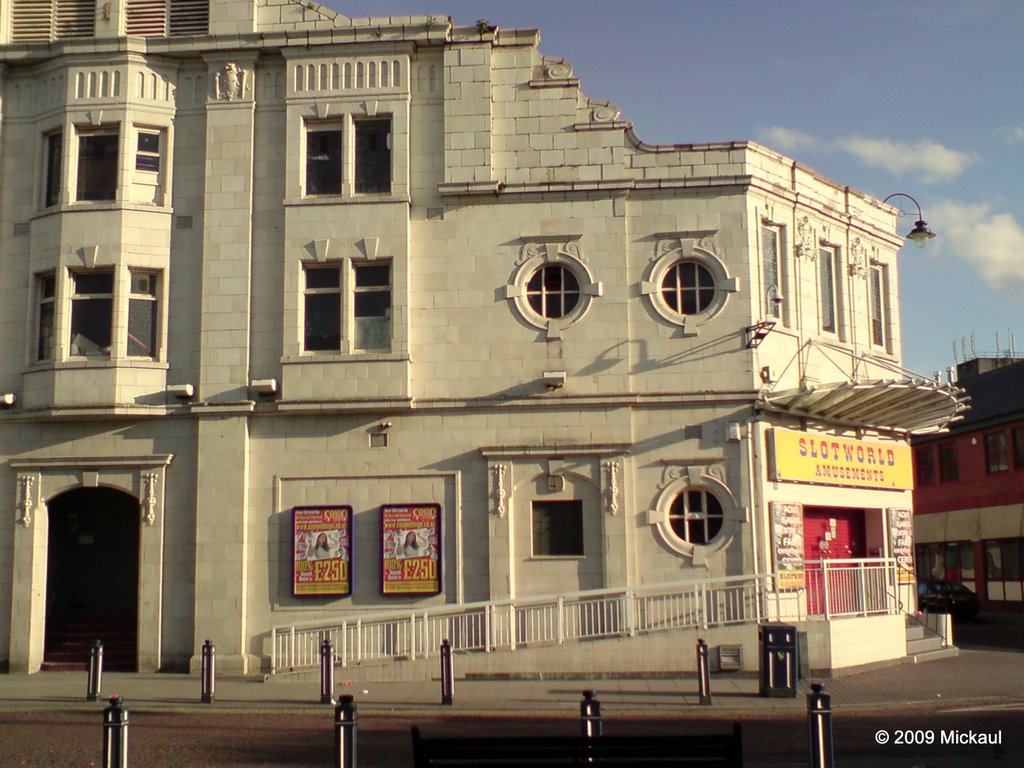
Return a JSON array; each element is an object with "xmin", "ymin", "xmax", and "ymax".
[{"xmin": 44, "ymin": 487, "xmax": 140, "ymax": 671}]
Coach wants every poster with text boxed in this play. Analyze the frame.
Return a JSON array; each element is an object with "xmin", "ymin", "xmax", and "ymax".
[
  {"xmin": 293, "ymin": 506, "xmax": 352, "ymax": 597},
  {"xmin": 771, "ymin": 502, "xmax": 805, "ymax": 591},
  {"xmin": 888, "ymin": 508, "xmax": 915, "ymax": 583},
  {"xmin": 380, "ymin": 504, "xmax": 441, "ymax": 595}
]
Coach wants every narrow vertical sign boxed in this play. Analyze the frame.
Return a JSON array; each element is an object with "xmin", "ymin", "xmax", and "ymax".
[
  {"xmin": 888, "ymin": 508, "xmax": 915, "ymax": 583},
  {"xmin": 293, "ymin": 506, "xmax": 353, "ymax": 596},
  {"xmin": 771, "ymin": 501, "xmax": 805, "ymax": 591},
  {"xmin": 381, "ymin": 504, "xmax": 441, "ymax": 595}
]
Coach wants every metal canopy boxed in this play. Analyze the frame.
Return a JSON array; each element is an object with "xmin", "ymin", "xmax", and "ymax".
[{"xmin": 760, "ymin": 379, "xmax": 969, "ymax": 434}]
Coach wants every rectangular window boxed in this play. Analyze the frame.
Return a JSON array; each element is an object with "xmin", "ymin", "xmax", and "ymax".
[
  {"xmin": 69, "ymin": 272, "xmax": 114, "ymax": 356},
  {"xmin": 45, "ymin": 132, "xmax": 63, "ymax": 207},
  {"xmin": 1014, "ymin": 426, "xmax": 1024, "ymax": 470},
  {"xmin": 305, "ymin": 127, "xmax": 342, "ymax": 195},
  {"xmin": 353, "ymin": 263, "xmax": 391, "ymax": 350},
  {"xmin": 915, "ymin": 446, "xmax": 936, "ymax": 486},
  {"xmin": 938, "ymin": 443, "xmax": 959, "ymax": 483},
  {"xmin": 819, "ymin": 247, "xmax": 837, "ymax": 333},
  {"xmin": 986, "ymin": 432, "xmax": 1009, "ymax": 474},
  {"xmin": 303, "ymin": 266, "xmax": 341, "ymax": 351},
  {"xmin": 77, "ymin": 131, "xmax": 119, "ymax": 201},
  {"xmin": 869, "ymin": 265, "xmax": 888, "ymax": 347},
  {"xmin": 37, "ymin": 273, "xmax": 56, "ymax": 361},
  {"xmin": 761, "ymin": 225, "xmax": 781, "ymax": 319},
  {"xmin": 354, "ymin": 118, "xmax": 391, "ymax": 194},
  {"xmin": 127, "ymin": 271, "xmax": 159, "ymax": 357},
  {"xmin": 532, "ymin": 500, "xmax": 584, "ymax": 557},
  {"xmin": 135, "ymin": 131, "xmax": 161, "ymax": 172}
]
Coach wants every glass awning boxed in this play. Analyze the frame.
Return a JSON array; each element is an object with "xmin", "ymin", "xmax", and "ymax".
[{"xmin": 760, "ymin": 379, "xmax": 969, "ymax": 435}]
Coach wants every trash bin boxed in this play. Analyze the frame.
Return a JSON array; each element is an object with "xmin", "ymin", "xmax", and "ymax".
[{"xmin": 759, "ymin": 624, "xmax": 798, "ymax": 698}]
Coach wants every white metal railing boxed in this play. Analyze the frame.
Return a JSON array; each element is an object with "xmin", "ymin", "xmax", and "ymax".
[
  {"xmin": 800, "ymin": 558, "xmax": 900, "ymax": 619},
  {"xmin": 270, "ymin": 573, "xmax": 770, "ymax": 673}
]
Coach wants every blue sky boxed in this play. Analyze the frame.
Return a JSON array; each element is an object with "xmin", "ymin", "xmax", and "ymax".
[{"xmin": 326, "ymin": 1, "xmax": 1023, "ymax": 376}]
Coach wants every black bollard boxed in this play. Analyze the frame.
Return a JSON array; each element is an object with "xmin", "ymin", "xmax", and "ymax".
[
  {"xmin": 580, "ymin": 690, "xmax": 602, "ymax": 738},
  {"xmin": 201, "ymin": 639, "xmax": 215, "ymax": 704},
  {"xmin": 696, "ymin": 638, "xmax": 712, "ymax": 706},
  {"xmin": 87, "ymin": 639, "xmax": 103, "ymax": 702},
  {"xmin": 807, "ymin": 683, "xmax": 835, "ymax": 768},
  {"xmin": 320, "ymin": 637, "xmax": 335, "ymax": 704},
  {"xmin": 334, "ymin": 694, "xmax": 357, "ymax": 768},
  {"xmin": 102, "ymin": 695, "xmax": 129, "ymax": 768},
  {"xmin": 439, "ymin": 639, "xmax": 454, "ymax": 705}
]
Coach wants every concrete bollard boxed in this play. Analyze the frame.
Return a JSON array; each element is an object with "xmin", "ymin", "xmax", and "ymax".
[
  {"xmin": 102, "ymin": 695, "xmax": 129, "ymax": 768},
  {"xmin": 320, "ymin": 637, "xmax": 335, "ymax": 704},
  {"xmin": 200, "ymin": 639, "xmax": 215, "ymax": 704},
  {"xmin": 334, "ymin": 694, "xmax": 357, "ymax": 768},
  {"xmin": 807, "ymin": 683, "xmax": 835, "ymax": 768},
  {"xmin": 580, "ymin": 690, "xmax": 602, "ymax": 738},
  {"xmin": 87, "ymin": 639, "xmax": 103, "ymax": 702},
  {"xmin": 696, "ymin": 637, "xmax": 712, "ymax": 706},
  {"xmin": 440, "ymin": 639, "xmax": 454, "ymax": 706}
]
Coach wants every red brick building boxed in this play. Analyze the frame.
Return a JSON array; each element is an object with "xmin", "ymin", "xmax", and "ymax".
[{"xmin": 913, "ymin": 357, "xmax": 1024, "ymax": 611}]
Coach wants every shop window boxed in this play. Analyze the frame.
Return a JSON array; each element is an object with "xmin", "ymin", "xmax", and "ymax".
[
  {"xmin": 36, "ymin": 273, "xmax": 56, "ymax": 361},
  {"xmin": 668, "ymin": 489, "xmax": 724, "ymax": 546},
  {"xmin": 916, "ymin": 541, "xmax": 974, "ymax": 581},
  {"xmin": 869, "ymin": 265, "xmax": 889, "ymax": 348},
  {"xmin": 1013, "ymin": 426, "xmax": 1024, "ymax": 470},
  {"xmin": 353, "ymin": 263, "xmax": 391, "ymax": 350},
  {"xmin": 985, "ymin": 538, "xmax": 1024, "ymax": 601},
  {"xmin": 45, "ymin": 131, "xmax": 63, "ymax": 207},
  {"xmin": 77, "ymin": 130, "xmax": 118, "ymax": 201},
  {"xmin": 70, "ymin": 272, "xmax": 114, "ymax": 356},
  {"xmin": 661, "ymin": 261, "xmax": 715, "ymax": 316},
  {"xmin": 135, "ymin": 131, "xmax": 161, "ymax": 172},
  {"xmin": 526, "ymin": 265, "xmax": 580, "ymax": 320},
  {"xmin": 127, "ymin": 271, "xmax": 159, "ymax": 357},
  {"xmin": 819, "ymin": 247, "xmax": 838, "ymax": 333},
  {"xmin": 305, "ymin": 125, "xmax": 342, "ymax": 195},
  {"xmin": 354, "ymin": 118, "xmax": 391, "ymax": 194},
  {"xmin": 938, "ymin": 443, "xmax": 959, "ymax": 483},
  {"xmin": 532, "ymin": 500, "xmax": 584, "ymax": 557},
  {"xmin": 915, "ymin": 446, "xmax": 936, "ymax": 486},
  {"xmin": 986, "ymin": 432, "xmax": 1009, "ymax": 474},
  {"xmin": 761, "ymin": 225, "xmax": 783, "ymax": 318},
  {"xmin": 303, "ymin": 265, "xmax": 342, "ymax": 351}
]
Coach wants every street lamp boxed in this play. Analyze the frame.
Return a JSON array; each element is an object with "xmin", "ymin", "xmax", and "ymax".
[{"xmin": 883, "ymin": 193, "xmax": 936, "ymax": 249}]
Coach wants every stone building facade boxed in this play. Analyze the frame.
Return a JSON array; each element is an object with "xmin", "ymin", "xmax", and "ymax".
[{"xmin": 0, "ymin": 1, "xmax": 962, "ymax": 674}]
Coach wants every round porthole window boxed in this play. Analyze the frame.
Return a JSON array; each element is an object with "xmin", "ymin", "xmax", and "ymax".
[
  {"xmin": 661, "ymin": 261, "xmax": 716, "ymax": 316},
  {"xmin": 526, "ymin": 265, "xmax": 581, "ymax": 320},
  {"xmin": 667, "ymin": 489, "xmax": 724, "ymax": 546}
]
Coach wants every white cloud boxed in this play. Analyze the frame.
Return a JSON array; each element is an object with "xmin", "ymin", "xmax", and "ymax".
[
  {"xmin": 997, "ymin": 125, "xmax": 1024, "ymax": 144},
  {"xmin": 930, "ymin": 201, "xmax": 1024, "ymax": 294},
  {"xmin": 836, "ymin": 136, "xmax": 974, "ymax": 184},
  {"xmin": 760, "ymin": 126, "xmax": 821, "ymax": 153}
]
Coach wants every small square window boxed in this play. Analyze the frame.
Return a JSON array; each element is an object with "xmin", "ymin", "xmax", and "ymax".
[
  {"xmin": 135, "ymin": 131, "xmax": 161, "ymax": 172},
  {"xmin": 986, "ymin": 432, "xmax": 1009, "ymax": 474},
  {"xmin": 532, "ymin": 500, "xmax": 584, "ymax": 557}
]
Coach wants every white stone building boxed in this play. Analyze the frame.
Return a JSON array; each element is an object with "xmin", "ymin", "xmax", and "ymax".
[{"xmin": 0, "ymin": 1, "xmax": 963, "ymax": 676}]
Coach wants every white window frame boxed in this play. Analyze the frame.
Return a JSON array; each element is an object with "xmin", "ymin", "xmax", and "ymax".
[
  {"xmin": 74, "ymin": 126, "xmax": 120, "ymax": 202},
  {"xmin": 819, "ymin": 245, "xmax": 840, "ymax": 335},
  {"xmin": 760, "ymin": 223, "xmax": 786, "ymax": 321},
  {"xmin": 647, "ymin": 471, "xmax": 743, "ymax": 562},
  {"xmin": 303, "ymin": 120, "xmax": 344, "ymax": 196},
  {"xmin": 869, "ymin": 263, "xmax": 890, "ymax": 350},
  {"xmin": 640, "ymin": 240, "xmax": 739, "ymax": 335},
  {"xmin": 301, "ymin": 260, "xmax": 393, "ymax": 354}
]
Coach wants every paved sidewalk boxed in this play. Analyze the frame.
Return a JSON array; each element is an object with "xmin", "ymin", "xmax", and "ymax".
[{"xmin": 1, "ymin": 647, "xmax": 1021, "ymax": 716}]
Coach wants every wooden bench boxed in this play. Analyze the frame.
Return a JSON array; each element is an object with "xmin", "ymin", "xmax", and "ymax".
[{"xmin": 411, "ymin": 722, "xmax": 743, "ymax": 767}]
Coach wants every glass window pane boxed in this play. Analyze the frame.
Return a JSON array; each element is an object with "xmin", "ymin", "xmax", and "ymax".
[
  {"xmin": 306, "ymin": 129, "xmax": 342, "ymax": 195},
  {"xmin": 137, "ymin": 133, "xmax": 159, "ymax": 153},
  {"xmin": 75, "ymin": 272, "xmax": 114, "ymax": 295},
  {"xmin": 354, "ymin": 119, "xmax": 391, "ymax": 194},
  {"xmin": 130, "ymin": 271, "xmax": 157, "ymax": 296},
  {"xmin": 532, "ymin": 501, "xmax": 584, "ymax": 556},
  {"xmin": 46, "ymin": 132, "xmax": 63, "ymax": 207},
  {"xmin": 306, "ymin": 267, "xmax": 340, "ymax": 290},
  {"xmin": 304, "ymin": 292, "xmax": 340, "ymax": 350},
  {"xmin": 1003, "ymin": 541, "xmax": 1021, "ymax": 580},
  {"xmin": 354, "ymin": 290, "xmax": 390, "ymax": 318},
  {"xmin": 38, "ymin": 302, "xmax": 54, "ymax": 361},
  {"xmin": 70, "ymin": 298, "xmax": 113, "ymax": 356},
  {"xmin": 354, "ymin": 317, "xmax": 390, "ymax": 350},
  {"xmin": 127, "ymin": 297, "xmax": 157, "ymax": 357},
  {"xmin": 355, "ymin": 264, "xmax": 389, "ymax": 287},
  {"xmin": 77, "ymin": 133, "xmax": 118, "ymax": 201},
  {"xmin": 986, "ymin": 541, "xmax": 1003, "ymax": 579},
  {"xmin": 960, "ymin": 544, "xmax": 975, "ymax": 579}
]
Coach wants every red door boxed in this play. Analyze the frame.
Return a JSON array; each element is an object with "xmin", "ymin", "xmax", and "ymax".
[{"xmin": 803, "ymin": 508, "xmax": 866, "ymax": 615}]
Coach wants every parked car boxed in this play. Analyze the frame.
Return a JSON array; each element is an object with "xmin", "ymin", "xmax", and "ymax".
[{"xmin": 917, "ymin": 579, "xmax": 981, "ymax": 620}]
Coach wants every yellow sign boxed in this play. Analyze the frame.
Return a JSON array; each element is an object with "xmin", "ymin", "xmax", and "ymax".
[{"xmin": 768, "ymin": 428, "xmax": 913, "ymax": 490}]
